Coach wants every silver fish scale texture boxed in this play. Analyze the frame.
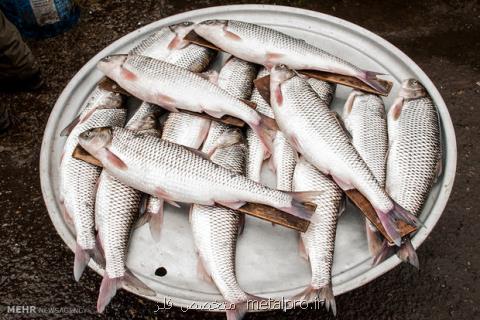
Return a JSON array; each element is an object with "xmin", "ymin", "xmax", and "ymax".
[
  {"xmin": 165, "ymin": 44, "xmax": 216, "ymax": 73},
  {"xmin": 344, "ymin": 93, "xmax": 387, "ymax": 186},
  {"xmin": 95, "ymin": 172, "xmax": 142, "ymax": 278},
  {"xmin": 273, "ymin": 132, "xmax": 296, "ymax": 192},
  {"xmin": 109, "ymin": 128, "xmax": 290, "ymax": 207},
  {"xmin": 162, "ymin": 112, "xmax": 210, "ymax": 148},
  {"xmin": 250, "ymin": 67, "xmax": 274, "ymax": 118},
  {"xmin": 77, "ymin": 87, "xmax": 122, "ymax": 116},
  {"xmin": 280, "ymin": 76, "xmax": 391, "ymax": 210},
  {"xmin": 191, "ymin": 131, "xmax": 247, "ymax": 303},
  {"xmin": 201, "ymin": 122, "xmax": 229, "ymax": 154},
  {"xmin": 227, "ymin": 20, "xmax": 360, "ymax": 72},
  {"xmin": 125, "ymin": 102, "xmax": 162, "ymax": 133},
  {"xmin": 293, "ymin": 160, "xmax": 343, "ymax": 288},
  {"xmin": 128, "ymin": 27, "xmax": 173, "ymax": 58},
  {"xmin": 61, "ymin": 108, "xmax": 126, "ymax": 250},
  {"xmin": 245, "ymin": 128, "xmax": 264, "ymax": 182},
  {"xmin": 217, "ymin": 57, "xmax": 258, "ymax": 99},
  {"xmin": 386, "ymin": 97, "xmax": 441, "ymax": 216},
  {"xmin": 307, "ymin": 78, "xmax": 336, "ymax": 106}
]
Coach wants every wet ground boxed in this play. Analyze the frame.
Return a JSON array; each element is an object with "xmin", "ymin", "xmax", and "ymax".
[{"xmin": 0, "ymin": 0, "xmax": 478, "ymax": 319}]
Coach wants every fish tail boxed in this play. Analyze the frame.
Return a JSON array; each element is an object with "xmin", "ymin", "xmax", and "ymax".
[
  {"xmin": 73, "ymin": 243, "xmax": 92, "ymax": 282},
  {"xmin": 397, "ymin": 238, "xmax": 420, "ymax": 269},
  {"xmin": 280, "ymin": 191, "xmax": 321, "ymax": 222},
  {"xmin": 226, "ymin": 295, "xmax": 270, "ymax": 320},
  {"xmin": 374, "ymin": 207, "xmax": 402, "ymax": 246},
  {"xmin": 372, "ymin": 239, "xmax": 395, "ymax": 266},
  {"xmin": 97, "ymin": 270, "xmax": 156, "ymax": 313},
  {"xmin": 391, "ymin": 200, "xmax": 422, "ymax": 228},
  {"xmin": 356, "ymin": 70, "xmax": 387, "ymax": 94},
  {"xmin": 293, "ymin": 284, "xmax": 336, "ymax": 315},
  {"xmin": 365, "ymin": 220, "xmax": 384, "ymax": 259},
  {"xmin": 148, "ymin": 209, "xmax": 164, "ymax": 242}
]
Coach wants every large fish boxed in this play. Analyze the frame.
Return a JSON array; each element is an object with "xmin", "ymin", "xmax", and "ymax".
[
  {"xmin": 59, "ymin": 87, "xmax": 126, "ymax": 281},
  {"xmin": 269, "ymin": 65, "xmax": 419, "ymax": 246},
  {"xmin": 246, "ymin": 67, "xmax": 274, "ymax": 182},
  {"xmin": 386, "ymin": 79, "xmax": 442, "ymax": 267},
  {"xmin": 194, "ymin": 20, "xmax": 386, "ymax": 93},
  {"xmin": 293, "ymin": 158, "xmax": 343, "ymax": 315},
  {"xmin": 342, "ymin": 90, "xmax": 389, "ymax": 260},
  {"xmin": 78, "ymin": 127, "xmax": 317, "ymax": 221},
  {"xmin": 191, "ymin": 128, "xmax": 265, "ymax": 320},
  {"xmin": 96, "ymin": 54, "xmax": 276, "ymax": 152},
  {"xmin": 95, "ymin": 103, "xmax": 161, "ymax": 312}
]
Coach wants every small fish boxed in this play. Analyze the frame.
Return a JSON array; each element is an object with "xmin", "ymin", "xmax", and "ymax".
[
  {"xmin": 97, "ymin": 54, "xmax": 276, "ymax": 153},
  {"xmin": 293, "ymin": 158, "xmax": 343, "ymax": 315},
  {"xmin": 246, "ymin": 67, "xmax": 274, "ymax": 182},
  {"xmin": 386, "ymin": 79, "xmax": 442, "ymax": 268},
  {"xmin": 269, "ymin": 65, "xmax": 419, "ymax": 246},
  {"xmin": 95, "ymin": 103, "xmax": 161, "ymax": 312},
  {"xmin": 78, "ymin": 127, "xmax": 317, "ymax": 221},
  {"xmin": 342, "ymin": 91, "xmax": 388, "ymax": 260},
  {"xmin": 191, "ymin": 128, "xmax": 266, "ymax": 319},
  {"xmin": 195, "ymin": 20, "xmax": 386, "ymax": 93},
  {"xmin": 59, "ymin": 87, "xmax": 126, "ymax": 282},
  {"xmin": 129, "ymin": 22, "xmax": 195, "ymax": 59}
]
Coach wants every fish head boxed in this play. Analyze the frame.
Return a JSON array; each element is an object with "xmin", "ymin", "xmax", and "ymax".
[
  {"xmin": 270, "ymin": 64, "xmax": 296, "ymax": 86},
  {"xmin": 195, "ymin": 19, "xmax": 228, "ymax": 35},
  {"xmin": 78, "ymin": 127, "xmax": 113, "ymax": 156},
  {"xmin": 169, "ymin": 21, "xmax": 195, "ymax": 35},
  {"xmin": 399, "ymin": 79, "xmax": 427, "ymax": 99},
  {"xmin": 97, "ymin": 54, "xmax": 128, "ymax": 78}
]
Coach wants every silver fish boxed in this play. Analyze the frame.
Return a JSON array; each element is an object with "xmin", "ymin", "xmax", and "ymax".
[
  {"xmin": 246, "ymin": 67, "xmax": 273, "ymax": 182},
  {"xmin": 342, "ymin": 91, "xmax": 388, "ymax": 259},
  {"xmin": 195, "ymin": 20, "xmax": 386, "ymax": 93},
  {"xmin": 95, "ymin": 103, "xmax": 160, "ymax": 312},
  {"xmin": 307, "ymin": 78, "xmax": 336, "ymax": 106},
  {"xmin": 129, "ymin": 22, "xmax": 194, "ymax": 59},
  {"xmin": 269, "ymin": 65, "xmax": 419, "ymax": 246},
  {"xmin": 386, "ymin": 79, "xmax": 442, "ymax": 267},
  {"xmin": 59, "ymin": 87, "xmax": 125, "ymax": 281},
  {"xmin": 96, "ymin": 54, "xmax": 276, "ymax": 153},
  {"xmin": 191, "ymin": 128, "xmax": 264, "ymax": 319},
  {"xmin": 217, "ymin": 56, "xmax": 258, "ymax": 99},
  {"xmin": 293, "ymin": 158, "xmax": 343, "ymax": 315},
  {"xmin": 165, "ymin": 42, "xmax": 217, "ymax": 73},
  {"xmin": 162, "ymin": 112, "xmax": 211, "ymax": 149},
  {"xmin": 272, "ymin": 132, "xmax": 297, "ymax": 191},
  {"xmin": 78, "ymin": 127, "xmax": 317, "ymax": 221}
]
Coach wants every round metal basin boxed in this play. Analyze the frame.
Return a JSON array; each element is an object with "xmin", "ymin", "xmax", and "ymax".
[{"xmin": 40, "ymin": 4, "xmax": 456, "ymax": 311}]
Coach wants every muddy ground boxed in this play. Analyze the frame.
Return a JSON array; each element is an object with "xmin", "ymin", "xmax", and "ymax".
[{"xmin": 0, "ymin": 0, "xmax": 478, "ymax": 319}]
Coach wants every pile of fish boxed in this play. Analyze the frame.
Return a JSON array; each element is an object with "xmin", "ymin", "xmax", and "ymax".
[{"xmin": 58, "ymin": 19, "xmax": 442, "ymax": 318}]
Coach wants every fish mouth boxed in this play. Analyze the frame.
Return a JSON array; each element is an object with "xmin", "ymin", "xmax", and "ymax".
[
  {"xmin": 99, "ymin": 54, "xmax": 128, "ymax": 63},
  {"xmin": 399, "ymin": 79, "xmax": 427, "ymax": 99},
  {"xmin": 169, "ymin": 21, "xmax": 194, "ymax": 32},
  {"xmin": 270, "ymin": 64, "xmax": 296, "ymax": 83},
  {"xmin": 198, "ymin": 19, "xmax": 228, "ymax": 26}
]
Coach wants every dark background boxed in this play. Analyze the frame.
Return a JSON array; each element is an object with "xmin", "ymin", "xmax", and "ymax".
[{"xmin": 0, "ymin": 0, "xmax": 478, "ymax": 319}]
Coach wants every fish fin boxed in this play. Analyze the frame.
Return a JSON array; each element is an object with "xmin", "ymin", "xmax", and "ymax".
[
  {"xmin": 97, "ymin": 274, "xmax": 120, "ymax": 313},
  {"xmin": 196, "ymin": 256, "xmax": 213, "ymax": 284},
  {"xmin": 207, "ymin": 132, "xmax": 242, "ymax": 157},
  {"xmin": 185, "ymin": 146, "xmax": 210, "ymax": 160},
  {"xmin": 101, "ymin": 148, "xmax": 127, "ymax": 170},
  {"xmin": 216, "ymin": 200, "xmax": 246, "ymax": 210},
  {"xmin": 294, "ymin": 284, "xmax": 336, "ymax": 316},
  {"xmin": 138, "ymin": 193, "xmax": 149, "ymax": 216},
  {"xmin": 154, "ymin": 187, "xmax": 181, "ymax": 208},
  {"xmin": 397, "ymin": 238, "xmax": 419, "ymax": 269},
  {"xmin": 249, "ymin": 114, "xmax": 276, "ymax": 154},
  {"xmin": 298, "ymin": 236, "xmax": 309, "ymax": 260},
  {"xmin": 238, "ymin": 213, "xmax": 245, "ymax": 236},
  {"xmin": 391, "ymin": 200, "xmax": 422, "ymax": 228},
  {"xmin": 226, "ymin": 295, "xmax": 270, "ymax": 319},
  {"xmin": 240, "ymin": 98, "xmax": 257, "ymax": 110},
  {"xmin": 356, "ymin": 70, "xmax": 388, "ymax": 94},
  {"xmin": 390, "ymin": 97, "xmax": 404, "ymax": 120},
  {"xmin": 121, "ymin": 68, "xmax": 137, "ymax": 81},
  {"xmin": 287, "ymin": 191, "xmax": 322, "ymax": 203},
  {"xmin": 60, "ymin": 115, "xmax": 80, "ymax": 136},
  {"xmin": 198, "ymin": 70, "xmax": 219, "ymax": 84},
  {"xmin": 223, "ymin": 29, "xmax": 242, "ymax": 41},
  {"xmin": 148, "ymin": 204, "xmax": 164, "ymax": 243},
  {"xmin": 365, "ymin": 220, "xmax": 384, "ymax": 259},
  {"xmin": 122, "ymin": 269, "xmax": 156, "ymax": 297},
  {"xmin": 372, "ymin": 239, "xmax": 395, "ymax": 265},
  {"xmin": 282, "ymin": 191, "xmax": 321, "ymax": 222},
  {"xmin": 156, "ymin": 94, "xmax": 179, "ymax": 112},
  {"xmin": 73, "ymin": 243, "xmax": 92, "ymax": 282},
  {"xmin": 167, "ymin": 35, "xmax": 189, "ymax": 50},
  {"xmin": 134, "ymin": 212, "xmax": 150, "ymax": 229},
  {"xmin": 273, "ymin": 85, "xmax": 283, "ymax": 106}
]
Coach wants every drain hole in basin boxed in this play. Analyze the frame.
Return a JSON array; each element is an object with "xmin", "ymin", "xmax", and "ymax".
[{"xmin": 155, "ymin": 267, "xmax": 167, "ymax": 277}]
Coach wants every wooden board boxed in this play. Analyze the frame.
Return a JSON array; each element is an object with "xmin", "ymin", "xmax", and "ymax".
[
  {"xmin": 345, "ymin": 190, "xmax": 417, "ymax": 244},
  {"xmin": 72, "ymin": 145, "xmax": 311, "ymax": 232},
  {"xmin": 185, "ymin": 31, "xmax": 393, "ymax": 96}
]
